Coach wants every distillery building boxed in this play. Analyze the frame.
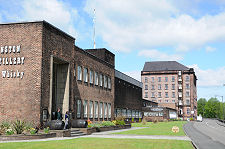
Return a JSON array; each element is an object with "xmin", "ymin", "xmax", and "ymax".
[
  {"xmin": 141, "ymin": 61, "xmax": 197, "ymax": 120},
  {"xmin": 0, "ymin": 21, "xmax": 114, "ymax": 125}
]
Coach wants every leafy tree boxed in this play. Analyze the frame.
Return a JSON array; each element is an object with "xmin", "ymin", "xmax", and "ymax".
[
  {"xmin": 197, "ymin": 98, "xmax": 207, "ymax": 117},
  {"xmin": 204, "ymin": 98, "xmax": 220, "ymax": 118}
]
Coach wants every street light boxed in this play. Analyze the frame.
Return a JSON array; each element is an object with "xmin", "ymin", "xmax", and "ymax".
[{"xmin": 215, "ymin": 95, "xmax": 224, "ymax": 120}]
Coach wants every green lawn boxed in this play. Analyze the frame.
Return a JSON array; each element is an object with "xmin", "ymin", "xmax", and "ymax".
[
  {"xmin": 0, "ymin": 138, "xmax": 193, "ymax": 149},
  {"xmin": 114, "ymin": 121, "xmax": 187, "ymax": 136}
]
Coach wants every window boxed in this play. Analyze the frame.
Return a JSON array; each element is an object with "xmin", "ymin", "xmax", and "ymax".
[
  {"xmin": 100, "ymin": 74, "xmax": 103, "ymax": 87},
  {"xmin": 108, "ymin": 103, "xmax": 111, "ymax": 118},
  {"xmin": 165, "ymin": 100, "xmax": 169, "ymax": 103},
  {"xmin": 151, "ymin": 85, "xmax": 155, "ymax": 90},
  {"xmin": 104, "ymin": 75, "xmax": 107, "ymax": 88},
  {"xmin": 99, "ymin": 102, "xmax": 103, "ymax": 118},
  {"xmin": 165, "ymin": 84, "xmax": 168, "ymax": 90},
  {"xmin": 135, "ymin": 111, "xmax": 139, "ymax": 118},
  {"xmin": 89, "ymin": 70, "xmax": 94, "ymax": 84},
  {"xmin": 77, "ymin": 66, "xmax": 82, "ymax": 81},
  {"xmin": 145, "ymin": 77, "xmax": 148, "ymax": 83},
  {"xmin": 151, "ymin": 92, "xmax": 155, "ymax": 98},
  {"xmin": 132, "ymin": 110, "xmax": 135, "ymax": 118},
  {"xmin": 158, "ymin": 84, "xmax": 161, "ymax": 90},
  {"xmin": 122, "ymin": 109, "xmax": 127, "ymax": 117},
  {"xmin": 186, "ymin": 91, "xmax": 190, "ymax": 97},
  {"xmin": 139, "ymin": 112, "xmax": 142, "ymax": 118},
  {"xmin": 145, "ymin": 92, "xmax": 148, "ymax": 98},
  {"xmin": 116, "ymin": 109, "xmax": 121, "ymax": 117},
  {"xmin": 178, "ymin": 71, "xmax": 182, "ymax": 75},
  {"xmin": 84, "ymin": 68, "xmax": 88, "ymax": 82},
  {"xmin": 77, "ymin": 99, "xmax": 81, "ymax": 118},
  {"xmin": 94, "ymin": 101, "xmax": 98, "ymax": 118},
  {"xmin": 127, "ymin": 110, "xmax": 132, "ymax": 118},
  {"xmin": 186, "ymin": 76, "xmax": 190, "ymax": 82},
  {"xmin": 158, "ymin": 77, "xmax": 161, "ymax": 82},
  {"xmin": 95, "ymin": 72, "xmax": 99, "ymax": 85},
  {"xmin": 89, "ymin": 101, "xmax": 93, "ymax": 118},
  {"xmin": 172, "ymin": 92, "xmax": 175, "ymax": 98},
  {"xmin": 145, "ymin": 85, "xmax": 148, "ymax": 90},
  {"xmin": 104, "ymin": 103, "xmax": 107, "ymax": 118},
  {"xmin": 172, "ymin": 76, "xmax": 175, "ymax": 82},
  {"xmin": 172, "ymin": 84, "xmax": 175, "ymax": 90},
  {"xmin": 186, "ymin": 84, "xmax": 190, "ymax": 89},
  {"xmin": 172, "ymin": 100, "xmax": 175, "ymax": 103},
  {"xmin": 158, "ymin": 92, "xmax": 162, "ymax": 98},
  {"xmin": 186, "ymin": 99, "xmax": 190, "ymax": 105},
  {"xmin": 83, "ymin": 100, "xmax": 88, "ymax": 118},
  {"xmin": 108, "ymin": 77, "xmax": 111, "ymax": 89},
  {"xmin": 158, "ymin": 100, "xmax": 161, "ymax": 103},
  {"xmin": 165, "ymin": 92, "xmax": 169, "ymax": 98},
  {"xmin": 187, "ymin": 108, "xmax": 190, "ymax": 115},
  {"xmin": 165, "ymin": 77, "xmax": 168, "ymax": 82},
  {"xmin": 151, "ymin": 77, "xmax": 154, "ymax": 82}
]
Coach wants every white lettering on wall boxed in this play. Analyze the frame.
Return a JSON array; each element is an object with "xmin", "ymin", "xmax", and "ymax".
[{"xmin": 0, "ymin": 45, "xmax": 25, "ymax": 79}]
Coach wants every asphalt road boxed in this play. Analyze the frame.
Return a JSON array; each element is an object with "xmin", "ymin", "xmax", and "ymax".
[{"xmin": 184, "ymin": 119, "xmax": 225, "ymax": 149}]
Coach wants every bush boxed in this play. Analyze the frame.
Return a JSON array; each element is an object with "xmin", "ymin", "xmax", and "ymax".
[
  {"xmin": 142, "ymin": 117, "xmax": 147, "ymax": 125},
  {"xmin": 189, "ymin": 118, "xmax": 194, "ymax": 121},
  {"xmin": 44, "ymin": 127, "xmax": 50, "ymax": 134},
  {"xmin": 5, "ymin": 128, "xmax": 14, "ymax": 135},
  {"xmin": 139, "ymin": 118, "xmax": 142, "ymax": 122},
  {"xmin": 101, "ymin": 121, "xmax": 115, "ymax": 127},
  {"xmin": 12, "ymin": 120, "xmax": 26, "ymax": 134},
  {"xmin": 132, "ymin": 118, "xmax": 134, "ymax": 123},
  {"xmin": 30, "ymin": 128, "xmax": 36, "ymax": 135}
]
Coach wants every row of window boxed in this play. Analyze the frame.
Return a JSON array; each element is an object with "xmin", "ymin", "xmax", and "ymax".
[
  {"xmin": 144, "ymin": 91, "xmax": 190, "ymax": 98},
  {"xmin": 144, "ymin": 84, "xmax": 190, "ymax": 90},
  {"xmin": 115, "ymin": 109, "xmax": 142, "ymax": 118},
  {"xmin": 76, "ymin": 65, "xmax": 112, "ymax": 89},
  {"xmin": 144, "ymin": 112, "xmax": 163, "ymax": 117},
  {"xmin": 77, "ymin": 100, "xmax": 112, "ymax": 119},
  {"xmin": 144, "ymin": 76, "xmax": 190, "ymax": 83},
  {"xmin": 155, "ymin": 99, "xmax": 190, "ymax": 104}
]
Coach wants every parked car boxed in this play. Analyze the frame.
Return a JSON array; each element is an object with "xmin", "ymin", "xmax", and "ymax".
[{"xmin": 197, "ymin": 115, "xmax": 203, "ymax": 122}]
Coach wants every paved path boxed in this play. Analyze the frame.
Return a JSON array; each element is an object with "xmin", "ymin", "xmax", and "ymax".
[
  {"xmin": 0, "ymin": 127, "xmax": 191, "ymax": 143},
  {"xmin": 184, "ymin": 119, "xmax": 225, "ymax": 149}
]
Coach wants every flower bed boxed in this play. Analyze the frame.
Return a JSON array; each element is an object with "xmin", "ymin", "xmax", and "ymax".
[{"xmin": 0, "ymin": 133, "xmax": 56, "ymax": 141}]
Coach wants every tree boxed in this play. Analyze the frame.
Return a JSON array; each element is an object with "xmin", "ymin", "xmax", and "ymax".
[
  {"xmin": 197, "ymin": 98, "xmax": 207, "ymax": 117},
  {"xmin": 204, "ymin": 98, "xmax": 220, "ymax": 118}
]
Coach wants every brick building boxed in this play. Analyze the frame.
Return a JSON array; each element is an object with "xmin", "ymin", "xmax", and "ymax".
[
  {"xmin": 0, "ymin": 21, "xmax": 114, "ymax": 125},
  {"xmin": 141, "ymin": 61, "xmax": 197, "ymax": 120}
]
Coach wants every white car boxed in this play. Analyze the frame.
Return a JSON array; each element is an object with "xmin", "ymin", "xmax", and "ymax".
[{"xmin": 197, "ymin": 115, "xmax": 203, "ymax": 122}]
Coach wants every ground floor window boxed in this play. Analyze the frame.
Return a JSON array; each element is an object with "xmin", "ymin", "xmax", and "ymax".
[
  {"xmin": 122, "ymin": 109, "xmax": 127, "ymax": 117},
  {"xmin": 132, "ymin": 110, "xmax": 135, "ymax": 118},
  {"xmin": 135, "ymin": 111, "xmax": 139, "ymax": 118},
  {"xmin": 127, "ymin": 110, "xmax": 132, "ymax": 118},
  {"xmin": 89, "ymin": 100, "xmax": 93, "ymax": 118},
  {"xmin": 104, "ymin": 103, "xmax": 107, "ymax": 118},
  {"xmin": 83, "ymin": 100, "xmax": 88, "ymax": 118},
  {"xmin": 108, "ymin": 103, "xmax": 111, "ymax": 118},
  {"xmin": 100, "ymin": 102, "xmax": 103, "ymax": 118},
  {"xmin": 94, "ymin": 101, "xmax": 98, "ymax": 118},
  {"xmin": 77, "ymin": 99, "xmax": 81, "ymax": 118}
]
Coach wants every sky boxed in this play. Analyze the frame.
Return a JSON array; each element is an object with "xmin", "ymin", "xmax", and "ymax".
[{"xmin": 0, "ymin": 0, "xmax": 225, "ymax": 100}]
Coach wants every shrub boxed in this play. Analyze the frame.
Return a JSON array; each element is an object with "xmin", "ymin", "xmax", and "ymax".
[
  {"xmin": 132, "ymin": 118, "xmax": 134, "ymax": 123},
  {"xmin": 101, "ymin": 121, "xmax": 115, "ymax": 127},
  {"xmin": 189, "ymin": 118, "xmax": 194, "ymax": 121},
  {"xmin": 30, "ymin": 128, "xmax": 36, "ymax": 135},
  {"xmin": 88, "ymin": 123, "xmax": 102, "ymax": 128},
  {"xmin": 44, "ymin": 127, "xmax": 50, "ymax": 134},
  {"xmin": 12, "ymin": 120, "xmax": 26, "ymax": 134},
  {"xmin": 139, "ymin": 118, "xmax": 142, "ymax": 122},
  {"xmin": 5, "ymin": 128, "xmax": 14, "ymax": 135},
  {"xmin": 1, "ymin": 121, "xmax": 11, "ymax": 129}
]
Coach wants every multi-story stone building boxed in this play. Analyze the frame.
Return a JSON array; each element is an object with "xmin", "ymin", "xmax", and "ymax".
[
  {"xmin": 141, "ymin": 61, "xmax": 197, "ymax": 120},
  {"xmin": 0, "ymin": 21, "xmax": 114, "ymax": 125}
]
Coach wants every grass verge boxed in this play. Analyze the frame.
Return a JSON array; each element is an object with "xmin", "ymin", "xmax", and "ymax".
[
  {"xmin": 0, "ymin": 138, "xmax": 193, "ymax": 149},
  {"xmin": 114, "ymin": 121, "xmax": 187, "ymax": 136}
]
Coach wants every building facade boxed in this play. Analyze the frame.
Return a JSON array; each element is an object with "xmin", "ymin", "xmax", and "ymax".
[
  {"xmin": 0, "ymin": 21, "xmax": 114, "ymax": 125},
  {"xmin": 141, "ymin": 61, "xmax": 197, "ymax": 120},
  {"xmin": 114, "ymin": 70, "xmax": 143, "ymax": 121}
]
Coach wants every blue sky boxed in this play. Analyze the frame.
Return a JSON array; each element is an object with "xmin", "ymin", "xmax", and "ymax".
[{"xmin": 0, "ymin": 0, "xmax": 225, "ymax": 100}]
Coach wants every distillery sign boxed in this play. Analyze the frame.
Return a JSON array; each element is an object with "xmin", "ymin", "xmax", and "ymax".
[{"xmin": 0, "ymin": 45, "xmax": 25, "ymax": 79}]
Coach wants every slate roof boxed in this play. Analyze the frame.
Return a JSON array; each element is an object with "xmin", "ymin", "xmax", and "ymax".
[
  {"xmin": 115, "ymin": 70, "xmax": 142, "ymax": 88},
  {"xmin": 142, "ymin": 61, "xmax": 190, "ymax": 72}
]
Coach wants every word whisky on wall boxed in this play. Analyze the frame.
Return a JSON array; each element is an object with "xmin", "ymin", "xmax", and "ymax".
[{"xmin": 0, "ymin": 45, "xmax": 25, "ymax": 79}]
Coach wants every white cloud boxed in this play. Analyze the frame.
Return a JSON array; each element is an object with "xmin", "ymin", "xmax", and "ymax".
[
  {"xmin": 138, "ymin": 49, "xmax": 183, "ymax": 61},
  {"xmin": 189, "ymin": 64, "xmax": 225, "ymax": 87},
  {"xmin": 205, "ymin": 46, "xmax": 216, "ymax": 52},
  {"xmin": 20, "ymin": 0, "xmax": 78, "ymax": 37},
  {"xmin": 84, "ymin": 0, "xmax": 225, "ymax": 52}
]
